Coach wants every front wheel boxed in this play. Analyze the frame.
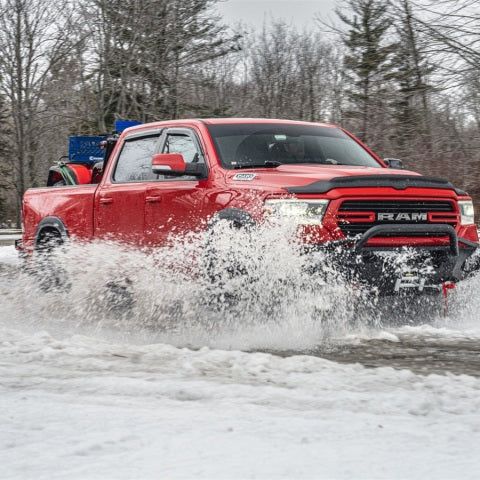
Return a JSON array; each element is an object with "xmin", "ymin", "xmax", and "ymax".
[{"xmin": 201, "ymin": 216, "xmax": 258, "ymax": 311}]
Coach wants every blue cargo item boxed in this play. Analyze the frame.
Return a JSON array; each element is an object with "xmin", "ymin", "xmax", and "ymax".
[
  {"xmin": 68, "ymin": 135, "xmax": 107, "ymax": 165},
  {"xmin": 115, "ymin": 119, "xmax": 142, "ymax": 133}
]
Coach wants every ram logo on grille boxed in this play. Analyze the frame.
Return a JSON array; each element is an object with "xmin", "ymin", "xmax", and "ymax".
[{"xmin": 377, "ymin": 212, "xmax": 428, "ymax": 222}]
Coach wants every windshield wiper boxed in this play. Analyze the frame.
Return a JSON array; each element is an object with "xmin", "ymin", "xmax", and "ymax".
[{"xmin": 232, "ymin": 160, "xmax": 282, "ymax": 169}]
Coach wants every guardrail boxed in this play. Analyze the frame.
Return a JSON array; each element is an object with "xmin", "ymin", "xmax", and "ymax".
[{"xmin": 0, "ymin": 229, "xmax": 22, "ymax": 246}]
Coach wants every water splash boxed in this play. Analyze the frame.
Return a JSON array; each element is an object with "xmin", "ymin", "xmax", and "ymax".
[
  {"xmin": 1, "ymin": 223, "xmax": 478, "ymax": 351},
  {"xmin": 0, "ymin": 223, "xmax": 360, "ymax": 349}
]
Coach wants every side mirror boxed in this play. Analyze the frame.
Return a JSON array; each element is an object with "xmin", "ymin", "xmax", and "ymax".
[
  {"xmin": 152, "ymin": 153, "xmax": 186, "ymax": 175},
  {"xmin": 384, "ymin": 158, "xmax": 404, "ymax": 169},
  {"xmin": 151, "ymin": 153, "xmax": 207, "ymax": 178}
]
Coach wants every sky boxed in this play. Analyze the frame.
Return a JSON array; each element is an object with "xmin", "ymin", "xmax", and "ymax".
[{"xmin": 216, "ymin": 0, "xmax": 338, "ymax": 30}]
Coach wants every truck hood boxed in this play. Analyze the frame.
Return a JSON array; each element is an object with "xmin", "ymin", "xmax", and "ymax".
[{"xmin": 227, "ymin": 164, "xmax": 420, "ymax": 189}]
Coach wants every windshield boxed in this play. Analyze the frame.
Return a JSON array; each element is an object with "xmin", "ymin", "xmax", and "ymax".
[{"xmin": 207, "ymin": 123, "xmax": 381, "ymax": 169}]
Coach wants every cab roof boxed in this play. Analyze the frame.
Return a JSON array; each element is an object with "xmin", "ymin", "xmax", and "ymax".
[
  {"xmin": 199, "ymin": 118, "xmax": 336, "ymax": 128},
  {"xmin": 122, "ymin": 118, "xmax": 337, "ymax": 135}
]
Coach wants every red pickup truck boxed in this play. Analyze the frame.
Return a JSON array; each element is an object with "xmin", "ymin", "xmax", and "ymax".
[{"xmin": 18, "ymin": 118, "xmax": 479, "ymax": 294}]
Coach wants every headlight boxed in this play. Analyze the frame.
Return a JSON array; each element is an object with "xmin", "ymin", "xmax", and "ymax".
[
  {"xmin": 264, "ymin": 199, "xmax": 329, "ymax": 225},
  {"xmin": 458, "ymin": 200, "xmax": 475, "ymax": 225}
]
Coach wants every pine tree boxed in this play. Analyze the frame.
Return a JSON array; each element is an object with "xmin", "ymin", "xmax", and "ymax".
[
  {"xmin": 389, "ymin": 0, "xmax": 433, "ymax": 156},
  {"xmin": 337, "ymin": 0, "xmax": 397, "ymax": 143}
]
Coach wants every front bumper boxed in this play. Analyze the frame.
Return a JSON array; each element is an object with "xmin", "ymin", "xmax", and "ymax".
[{"xmin": 309, "ymin": 223, "xmax": 479, "ymax": 293}]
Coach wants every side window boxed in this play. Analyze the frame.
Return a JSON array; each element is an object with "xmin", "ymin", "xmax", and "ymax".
[
  {"xmin": 163, "ymin": 133, "xmax": 203, "ymax": 164},
  {"xmin": 113, "ymin": 135, "xmax": 159, "ymax": 182}
]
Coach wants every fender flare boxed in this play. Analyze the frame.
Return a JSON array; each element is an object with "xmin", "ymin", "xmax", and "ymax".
[
  {"xmin": 35, "ymin": 216, "xmax": 69, "ymax": 248},
  {"xmin": 210, "ymin": 208, "xmax": 255, "ymax": 229}
]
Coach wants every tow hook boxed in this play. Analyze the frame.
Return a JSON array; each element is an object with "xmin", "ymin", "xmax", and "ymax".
[{"xmin": 442, "ymin": 281, "xmax": 456, "ymax": 316}]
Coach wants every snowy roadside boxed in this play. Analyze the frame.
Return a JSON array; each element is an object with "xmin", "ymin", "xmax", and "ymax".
[
  {"xmin": 0, "ymin": 246, "xmax": 18, "ymax": 266},
  {"xmin": 1, "ymin": 328, "xmax": 480, "ymax": 480}
]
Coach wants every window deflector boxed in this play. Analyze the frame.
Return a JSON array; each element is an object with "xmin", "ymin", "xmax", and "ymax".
[
  {"xmin": 155, "ymin": 127, "xmax": 209, "ymax": 181},
  {"xmin": 110, "ymin": 129, "xmax": 163, "ymax": 183}
]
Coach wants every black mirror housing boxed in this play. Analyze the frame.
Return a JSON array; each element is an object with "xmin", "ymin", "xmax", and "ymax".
[
  {"xmin": 384, "ymin": 158, "xmax": 404, "ymax": 169},
  {"xmin": 185, "ymin": 163, "xmax": 208, "ymax": 178}
]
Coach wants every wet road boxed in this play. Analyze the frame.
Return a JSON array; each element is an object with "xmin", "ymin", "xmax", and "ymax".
[{"xmin": 273, "ymin": 332, "xmax": 480, "ymax": 377}]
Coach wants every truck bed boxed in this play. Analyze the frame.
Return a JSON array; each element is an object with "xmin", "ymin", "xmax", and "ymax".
[{"xmin": 22, "ymin": 185, "xmax": 98, "ymax": 252}]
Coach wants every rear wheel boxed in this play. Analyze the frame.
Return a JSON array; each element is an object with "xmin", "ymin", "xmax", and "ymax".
[
  {"xmin": 33, "ymin": 228, "xmax": 69, "ymax": 292},
  {"xmin": 33, "ymin": 229, "xmax": 135, "ymax": 313}
]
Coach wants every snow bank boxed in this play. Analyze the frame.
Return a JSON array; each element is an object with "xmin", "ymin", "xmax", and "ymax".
[
  {"xmin": 0, "ymin": 246, "xmax": 18, "ymax": 266},
  {"xmin": 1, "ymin": 328, "xmax": 480, "ymax": 479}
]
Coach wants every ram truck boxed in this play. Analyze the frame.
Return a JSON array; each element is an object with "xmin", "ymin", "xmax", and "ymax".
[{"xmin": 18, "ymin": 118, "xmax": 479, "ymax": 294}]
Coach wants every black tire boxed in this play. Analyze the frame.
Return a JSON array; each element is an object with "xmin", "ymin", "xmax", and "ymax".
[
  {"xmin": 33, "ymin": 228, "xmax": 70, "ymax": 292},
  {"xmin": 464, "ymin": 248, "xmax": 480, "ymax": 279},
  {"xmin": 202, "ymin": 214, "xmax": 256, "ymax": 310},
  {"xmin": 34, "ymin": 228, "xmax": 135, "ymax": 313},
  {"xmin": 205, "ymin": 211, "xmax": 256, "ymax": 279}
]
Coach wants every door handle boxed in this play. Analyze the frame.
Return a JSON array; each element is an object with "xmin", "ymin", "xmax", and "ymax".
[
  {"xmin": 146, "ymin": 196, "xmax": 161, "ymax": 204},
  {"xmin": 99, "ymin": 197, "xmax": 113, "ymax": 205}
]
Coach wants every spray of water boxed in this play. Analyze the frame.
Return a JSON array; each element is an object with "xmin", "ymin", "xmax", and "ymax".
[
  {"xmin": 1, "ymin": 223, "xmax": 478, "ymax": 351},
  {"xmin": 0, "ymin": 222, "xmax": 363, "ymax": 349}
]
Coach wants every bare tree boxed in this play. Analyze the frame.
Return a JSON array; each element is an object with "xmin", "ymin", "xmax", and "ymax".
[
  {"xmin": 407, "ymin": 0, "xmax": 480, "ymax": 74},
  {"xmin": 0, "ymin": 0, "xmax": 77, "ymax": 218},
  {"xmin": 249, "ymin": 22, "xmax": 300, "ymax": 118},
  {"xmin": 245, "ymin": 21, "xmax": 340, "ymax": 122},
  {"xmin": 83, "ymin": 0, "xmax": 238, "ymax": 129}
]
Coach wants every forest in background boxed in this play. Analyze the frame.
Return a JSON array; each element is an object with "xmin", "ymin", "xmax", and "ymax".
[{"xmin": 0, "ymin": 0, "xmax": 478, "ymax": 224}]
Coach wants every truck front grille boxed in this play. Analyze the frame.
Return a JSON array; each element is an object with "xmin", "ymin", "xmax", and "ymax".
[{"xmin": 337, "ymin": 200, "xmax": 456, "ymax": 237}]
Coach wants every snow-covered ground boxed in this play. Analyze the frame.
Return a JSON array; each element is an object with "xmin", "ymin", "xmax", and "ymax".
[
  {"xmin": 2, "ymin": 326, "xmax": 480, "ymax": 480},
  {"xmin": 1, "ymin": 243, "xmax": 480, "ymax": 479},
  {"xmin": 0, "ymin": 245, "xmax": 19, "ymax": 265}
]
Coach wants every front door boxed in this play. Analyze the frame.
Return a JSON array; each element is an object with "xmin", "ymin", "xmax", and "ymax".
[
  {"xmin": 95, "ymin": 131, "xmax": 161, "ymax": 245},
  {"xmin": 144, "ymin": 128, "xmax": 212, "ymax": 246}
]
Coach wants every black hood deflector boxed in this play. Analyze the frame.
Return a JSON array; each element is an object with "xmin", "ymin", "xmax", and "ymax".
[{"xmin": 287, "ymin": 175, "xmax": 467, "ymax": 196}]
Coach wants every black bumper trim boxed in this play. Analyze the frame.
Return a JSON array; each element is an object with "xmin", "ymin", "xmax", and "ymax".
[{"xmin": 304, "ymin": 224, "xmax": 479, "ymax": 291}]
